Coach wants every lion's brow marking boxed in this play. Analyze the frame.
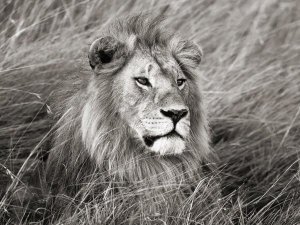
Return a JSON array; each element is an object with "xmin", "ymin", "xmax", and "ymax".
[
  {"xmin": 146, "ymin": 63, "xmax": 153, "ymax": 76},
  {"xmin": 139, "ymin": 63, "xmax": 153, "ymax": 77}
]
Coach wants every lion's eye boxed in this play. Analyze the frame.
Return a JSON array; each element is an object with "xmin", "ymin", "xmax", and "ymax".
[
  {"xmin": 177, "ymin": 79, "xmax": 186, "ymax": 87},
  {"xmin": 135, "ymin": 77, "xmax": 151, "ymax": 87}
]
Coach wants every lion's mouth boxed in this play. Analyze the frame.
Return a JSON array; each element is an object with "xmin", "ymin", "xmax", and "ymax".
[{"xmin": 143, "ymin": 130, "xmax": 183, "ymax": 147}]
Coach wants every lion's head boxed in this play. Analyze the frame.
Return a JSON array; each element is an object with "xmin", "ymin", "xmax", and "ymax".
[
  {"xmin": 47, "ymin": 15, "xmax": 212, "ymax": 196},
  {"xmin": 83, "ymin": 15, "xmax": 208, "ymax": 157}
]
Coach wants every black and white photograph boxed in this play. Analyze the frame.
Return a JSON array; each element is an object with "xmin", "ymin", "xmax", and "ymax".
[{"xmin": 0, "ymin": 0, "xmax": 299, "ymax": 224}]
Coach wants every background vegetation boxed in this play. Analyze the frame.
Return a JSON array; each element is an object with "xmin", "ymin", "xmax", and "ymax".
[{"xmin": 0, "ymin": 0, "xmax": 299, "ymax": 224}]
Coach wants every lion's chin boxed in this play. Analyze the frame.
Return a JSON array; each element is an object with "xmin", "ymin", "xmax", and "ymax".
[{"xmin": 149, "ymin": 136, "xmax": 186, "ymax": 155}]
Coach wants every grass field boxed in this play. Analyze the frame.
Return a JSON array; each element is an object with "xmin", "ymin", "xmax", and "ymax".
[{"xmin": 0, "ymin": 0, "xmax": 300, "ymax": 224}]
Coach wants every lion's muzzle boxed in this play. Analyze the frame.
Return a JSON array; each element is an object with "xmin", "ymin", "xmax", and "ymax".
[{"xmin": 140, "ymin": 107, "xmax": 190, "ymax": 155}]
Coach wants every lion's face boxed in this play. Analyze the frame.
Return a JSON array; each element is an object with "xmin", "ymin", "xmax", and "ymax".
[
  {"xmin": 88, "ymin": 26, "xmax": 203, "ymax": 156},
  {"xmin": 114, "ymin": 52, "xmax": 190, "ymax": 155}
]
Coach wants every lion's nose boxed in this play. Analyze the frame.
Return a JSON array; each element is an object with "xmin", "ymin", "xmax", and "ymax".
[{"xmin": 160, "ymin": 108, "xmax": 188, "ymax": 124}]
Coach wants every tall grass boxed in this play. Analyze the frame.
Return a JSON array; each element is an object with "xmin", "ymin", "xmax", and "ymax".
[{"xmin": 0, "ymin": 0, "xmax": 299, "ymax": 224}]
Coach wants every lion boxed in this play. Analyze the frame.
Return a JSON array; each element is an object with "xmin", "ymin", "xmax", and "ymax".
[{"xmin": 45, "ymin": 14, "xmax": 216, "ymax": 216}]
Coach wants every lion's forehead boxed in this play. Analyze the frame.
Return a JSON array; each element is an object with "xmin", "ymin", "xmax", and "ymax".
[
  {"xmin": 135, "ymin": 49, "xmax": 182, "ymax": 76},
  {"xmin": 153, "ymin": 52, "xmax": 181, "ymax": 77}
]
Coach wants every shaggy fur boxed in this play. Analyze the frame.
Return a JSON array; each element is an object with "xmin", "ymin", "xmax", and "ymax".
[{"xmin": 45, "ymin": 15, "xmax": 216, "ymax": 210}]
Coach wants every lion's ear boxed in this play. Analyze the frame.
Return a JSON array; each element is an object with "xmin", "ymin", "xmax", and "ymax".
[
  {"xmin": 171, "ymin": 39, "xmax": 203, "ymax": 69},
  {"xmin": 88, "ymin": 36, "xmax": 128, "ymax": 73}
]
